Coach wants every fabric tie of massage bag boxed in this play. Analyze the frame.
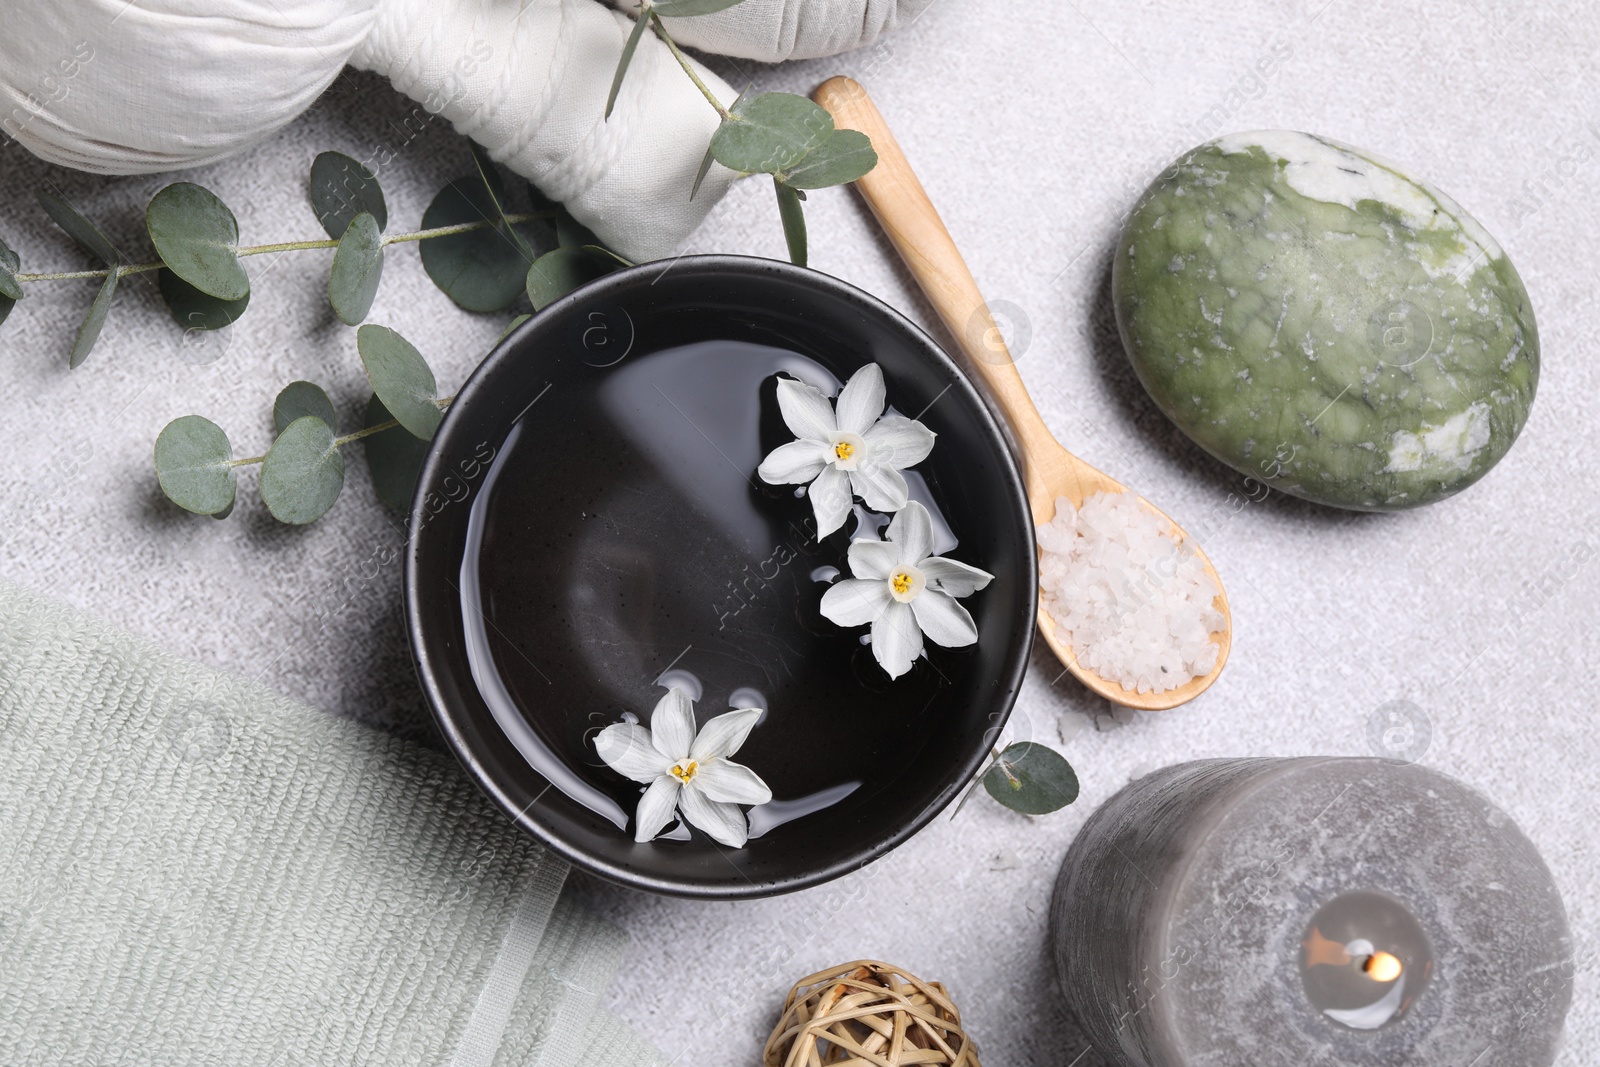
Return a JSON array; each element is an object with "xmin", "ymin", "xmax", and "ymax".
[
  {"xmin": 0, "ymin": 0, "xmax": 931, "ymax": 262},
  {"xmin": 0, "ymin": 578, "xmax": 662, "ymax": 1067}
]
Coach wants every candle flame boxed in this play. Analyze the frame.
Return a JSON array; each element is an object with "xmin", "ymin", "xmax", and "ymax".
[
  {"xmin": 1363, "ymin": 952, "xmax": 1403, "ymax": 983},
  {"xmin": 1303, "ymin": 929, "xmax": 1404, "ymax": 982}
]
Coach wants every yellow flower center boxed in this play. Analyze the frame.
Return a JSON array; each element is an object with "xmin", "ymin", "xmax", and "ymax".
[
  {"xmin": 887, "ymin": 563, "xmax": 925, "ymax": 603},
  {"xmin": 670, "ymin": 760, "xmax": 699, "ymax": 783},
  {"xmin": 834, "ymin": 440, "xmax": 855, "ymax": 461}
]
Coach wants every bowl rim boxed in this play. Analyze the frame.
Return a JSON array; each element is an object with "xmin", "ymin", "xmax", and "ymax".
[{"xmin": 404, "ymin": 254, "xmax": 1037, "ymax": 898}]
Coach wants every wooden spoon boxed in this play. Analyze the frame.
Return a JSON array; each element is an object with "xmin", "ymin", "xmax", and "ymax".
[{"xmin": 813, "ymin": 76, "xmax": 1230, "ymax": 710}]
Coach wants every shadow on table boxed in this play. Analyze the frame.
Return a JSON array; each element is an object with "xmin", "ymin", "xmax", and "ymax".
[{"xmin": 1011, "ymin": 938, "xmax": 1112, "ymax": 1067}]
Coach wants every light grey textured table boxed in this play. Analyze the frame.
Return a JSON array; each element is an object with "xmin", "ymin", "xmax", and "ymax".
[{"xmin": 1, "ymin": 2, "xmax": 1595, "ymax": 1064}]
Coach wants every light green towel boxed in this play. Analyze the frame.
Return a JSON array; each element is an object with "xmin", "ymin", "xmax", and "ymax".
[{"xmin": 0, "ymin": 580, "xmax": 661, "ymax": 1067}]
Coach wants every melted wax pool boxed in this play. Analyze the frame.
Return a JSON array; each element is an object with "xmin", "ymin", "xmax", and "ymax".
[
  {"xmin": 1299, "ymin": 890, "xmax": 1434, "ymax": 1031},
  {"xmin": 458, "ymin": 340, "xmax": 983, "ymax": 844}
]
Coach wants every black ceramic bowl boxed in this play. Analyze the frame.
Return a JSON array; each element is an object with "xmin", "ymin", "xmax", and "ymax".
[{"xmin": 405, "ymin": 255, "xmax": 1035, "ymax": 898}]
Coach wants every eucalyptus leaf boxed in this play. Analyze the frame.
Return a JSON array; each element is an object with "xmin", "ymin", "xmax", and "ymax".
[
  {"xmin": 260, "ymin": 415, "xmax": 346, "ymax": 524},
  {"xmin": 469, "ymin": 142, "xmax": 534, "ymax": 259},
  {"xmin": 154, "ymin": 415, "xmax": 236, "ymax": 516},
  {"xmin": 36, "ymin": 191, "xmax": 121, "ymax": 266},
  {"xmin": 362, "ymin": 394, "xmax": 429, "ymax": 511},
  {"xmin": 710, "ymin": 93, "xmax": 834, "ymax": 175},
  {"xmin": 982, "ymin": 742, "xmax": 1079, "ymax": 815},
  {"xmin": 525, "ymin": 247, "xmax": 616, "ymax": 311},
  {"xmin": 0, "ymin": 235, "xmax": 23, "ymax": 301},
  {"xmin": 780, "ymin": 129, "xmax": 878, "ymax": 189},
  {"xmin": 690, "ymin": 141, "xmax": 717, "ymax": 200},
  {"xmin": 774, "ymin": 178, "xmax": 807, "ymax": 268},
  {"xmin": 0, "ymin": 236, "xmax": 19, "ymax": 326},
  {"xmin": 499, "ymin": 314, "xmax": 531, "ymax": 342},
  {"xmin": 158, "ymin": 268, "xmax": 249, "ymax": 331},
  {"xmin": 420, "ymin": 177, "xmax": 534, "ymax": 313},
  {"xmin": 357, "ymin": 324, "xmax": 442, "ymax": 440},
  {"xmin": 652, "ymin": 0, "xmax": 748, "ymax": 13},
  {"xmin": 520, "ymin": 185, "xmax": 588, "ymax": 245},
  {"xmin": 583, "ymin": 244, "xmax": 633, "ymax": 268},
  {"xmin": 309, "ymin": 151, "xmax": 387, "ymax": 239},
  {"xmin": 146, "ymin": 183, "xmax": 249, "ymax": 301},
  {"xmin": 555, "ymin": 213, "xmax": 602, "ymax": 251},
  {"xmin": 468, "ymin": 141, "xmax": 509, "ymax": 199},
  {"xmin": 273, "ymin": 380, "xmax": 337, "ymax": 435},
  {"xmin": 69, "ymin": 269, "xmax": 118, "ymax": 368},
  {"xmin": 328, "ymin": 211, "xmax": 384, "ymax": 325},
  {"xmin": 605, "ymin": 10, "xmax": 651, "ymax": 120}
]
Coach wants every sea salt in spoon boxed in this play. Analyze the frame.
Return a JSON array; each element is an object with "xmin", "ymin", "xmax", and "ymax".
[{"xmin": 813, "ymin": 76, "xmax": 1231, "ymax": 710}]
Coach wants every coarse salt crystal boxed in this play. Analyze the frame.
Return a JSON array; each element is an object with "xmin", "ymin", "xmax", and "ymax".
[{"xmin": 1037, "ymin": 491, "xmax": 1226, "ymax": 694}]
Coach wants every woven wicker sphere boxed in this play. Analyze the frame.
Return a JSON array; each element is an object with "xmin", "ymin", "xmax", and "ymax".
[{"xmin": 763, "ymin": 961, "xmax": 981, "ymax": 1067}]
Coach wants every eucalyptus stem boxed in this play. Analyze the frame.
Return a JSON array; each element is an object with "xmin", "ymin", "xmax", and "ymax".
[
  {"xmin": 241, "ymin": 238, "xmax": 338, "ymax": 256},
  {"xmin": 12, "ymin": 267, "xmax": 132, "ymax": 282},
  {"xmin": 650, "ymin": 12, "xmax": 732, "ymax": 120},
  {"xmin": 329, "ymin": 415, "xmax": 413, "ymax": 447},
  {"xmin": 227, "ymin": 395, "xmax": 456, "ymax": 468},
  {"xmin": 381, "ymin": 215, "xmax": 553, "ymax": 245},
  {"xmin": 950, "ymin": 745, "xmax": 1008, "ymax": 821},
  {"xmin": 13, "ymin": 216, "xmax": 554, "ymax": 285}
]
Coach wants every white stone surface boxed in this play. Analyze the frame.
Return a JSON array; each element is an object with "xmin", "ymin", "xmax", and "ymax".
[{"xmin": 1, "ymin": 1, "xmax": 1596, "ymax": 1064}]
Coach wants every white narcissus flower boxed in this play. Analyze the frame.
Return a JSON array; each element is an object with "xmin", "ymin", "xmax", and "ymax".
[
  {"xmin": 819, "ymin": 501, "xmax": 995, "ymax": 680},
  {"xmin": 756, "ymin": 363, "xmax": 937, "ymax": 538},
  {"xmin": 593, "ymin": 687, "xmax": 772, "ymax": 848}
]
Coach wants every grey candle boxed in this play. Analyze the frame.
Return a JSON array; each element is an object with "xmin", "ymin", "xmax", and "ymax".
[{"xmin": 1051, "ymin": 758, "xmax": 1572, "ymax": 1066}]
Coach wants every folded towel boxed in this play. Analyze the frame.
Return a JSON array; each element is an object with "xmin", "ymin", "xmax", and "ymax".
[{"xmin": 0, "ymin": 579, "xmax": 660, "ymax": 1067}]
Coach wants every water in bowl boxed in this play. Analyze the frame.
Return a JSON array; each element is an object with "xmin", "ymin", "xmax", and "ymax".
[{"xmin": 458, "ymin": 338, "xmax": 984, "ymax": 845}]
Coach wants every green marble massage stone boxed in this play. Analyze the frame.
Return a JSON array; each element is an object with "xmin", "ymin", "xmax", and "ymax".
[{"xmin": 1113, "ymin": 130, "xmax": 1537, "ymax": 511}]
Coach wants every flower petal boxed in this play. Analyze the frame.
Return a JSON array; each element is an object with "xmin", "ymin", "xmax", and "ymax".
[
  {"xmin": 834, "ymin": 363, "xmax": 886, "ymax": 436},
  {"xmin": 757, "ymin": 440, "xmax": 826, "ymax": 485},
  {"xmin": 820, "ymin": 578, "xmax": 891, "ymax": 628},
  {"xmin": 690, "ymin": 706, "xmax": 763, "ymax": 761},
  {"xmin": 919, "ymin": 556, "xmax": 994, "ymax": 598},
  {"xmin": 849, "ymin": 463, "xmax": 909, "ymax": 514},
  {"xmin": 678, "ymin": 785, "xmax": 750, "ymax": 848},
  {"xmin": 775, "ymin": 376, "xmax": 836, "ymax": 442},
  {"xmin": 910, "ymin": 589, "xmax": 979, "ymax": 648},
  {"xmin": 846, "ymin": 538, "xmax": 899, "ymax": 581},
  {"xmin": 871, "ymin": 600, "xmax": 923, "ymax": 679},
  {"xmin": 694, "ymin": 758, "xmax": 773, "ymax": 805},
  {"xmin": 887, "ymin": 500, "xmax": 934, "ymax": 566},
  {"xmin": 862, "ymin": 415, "xmax": 935, "ymax": 470},
  {"xmin": 594, "ymin": 723, "xmax": 671, "ymax": 783},
  {"xmin": 809, "ymin": 465, "xmax": 853, "ymax": 538},
  {"xmin": 634, "ymin": 776, "xmax": 680, "ymax": 842},
  {"xmin": 648, "ymin": 687, "xmax": 696, "ymax": 761}
]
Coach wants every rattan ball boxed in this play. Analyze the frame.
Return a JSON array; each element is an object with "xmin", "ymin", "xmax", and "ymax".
[{"xmin": 763, "ymin": 960, "xmax": 980, "ymax": 1067}]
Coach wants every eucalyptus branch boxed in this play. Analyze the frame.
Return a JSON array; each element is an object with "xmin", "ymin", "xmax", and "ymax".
[
  {"xmin": 13, "ymin": 216, "xmax": 556, "ymax": 285},
  {"xmin": 606, "ymin": 6, "xmax": 881, "ymax": 268},
  {"xmin": 1, "ymin": 19, "xmax": 885, "ymax": 530},
  {"xmin": 226, "ymin": 395, "xmax": 456, "ymax": 469},
  {"xmin": 649, "ymin": 11, "xmax": 732, "ymax": 120},
  {"xmin": 952, "ymin": 741, "xmax": 1079, "ymax": 818}
]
